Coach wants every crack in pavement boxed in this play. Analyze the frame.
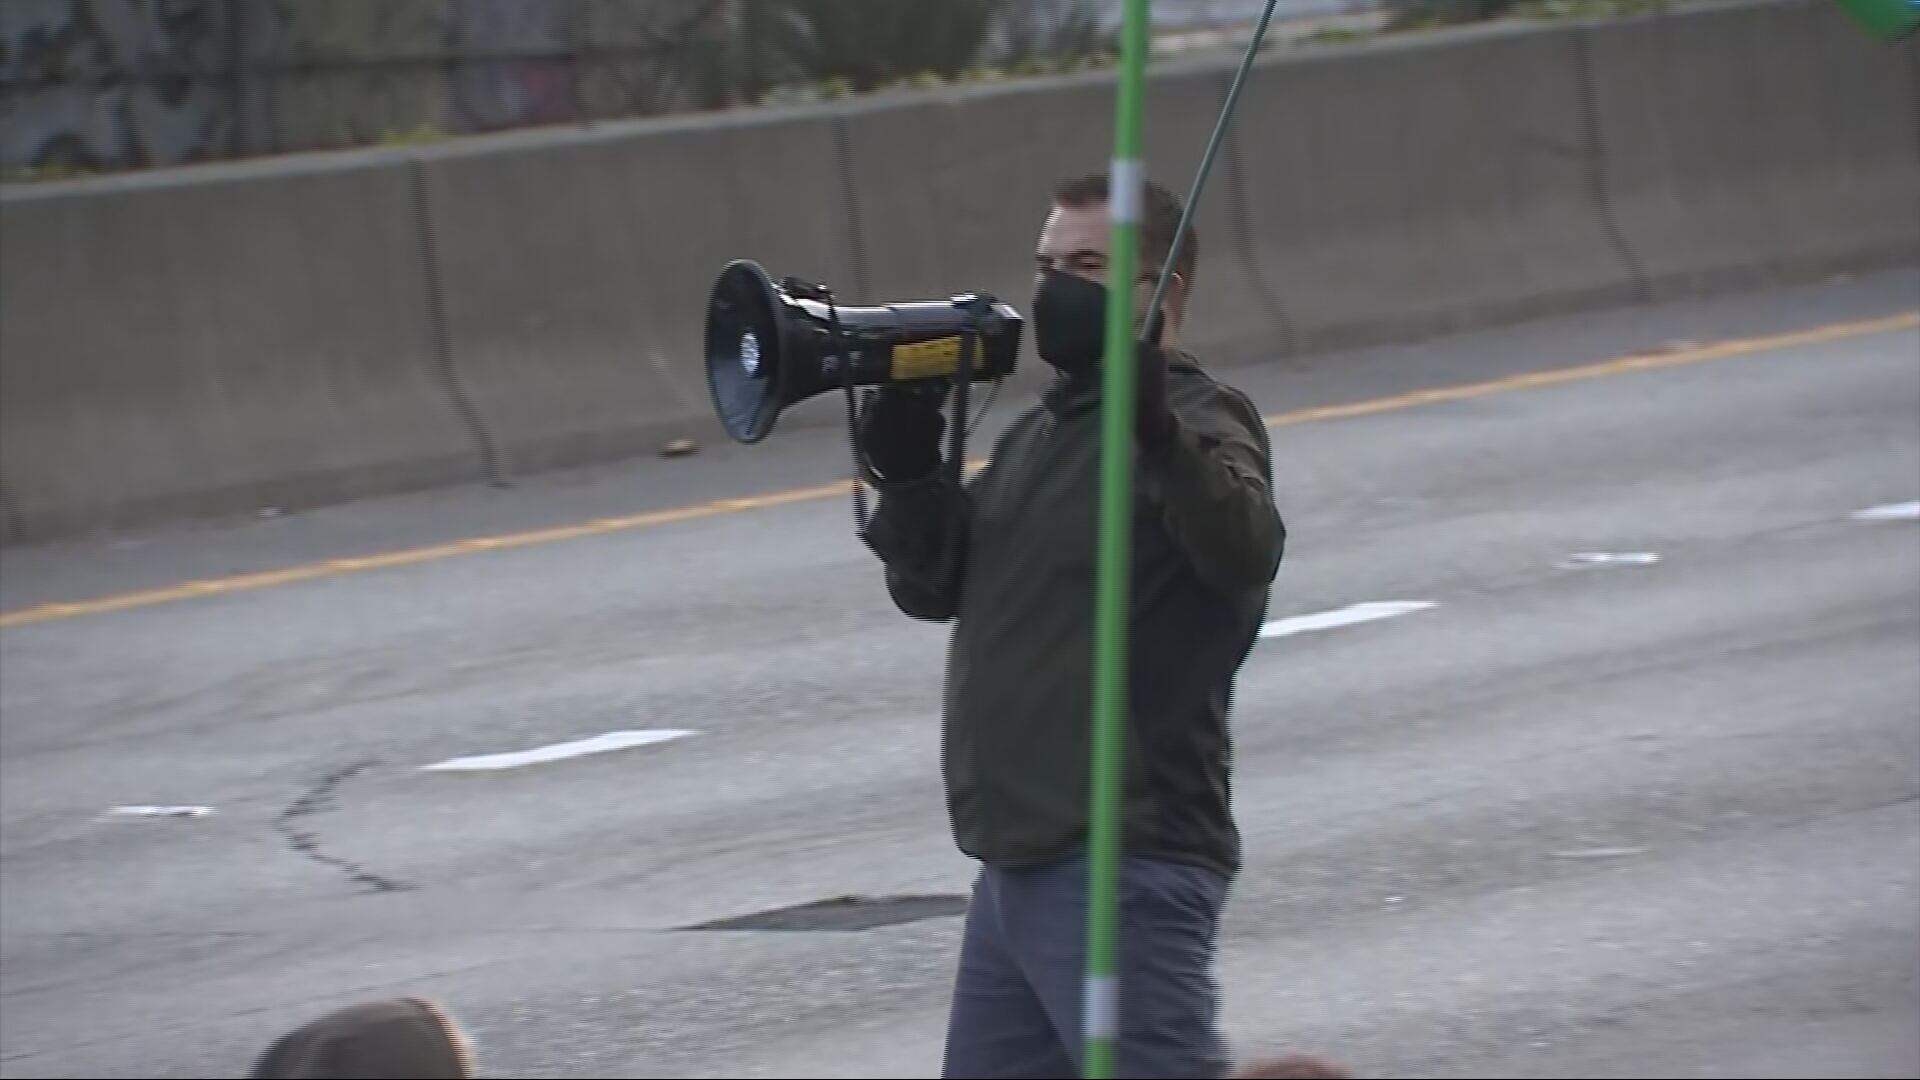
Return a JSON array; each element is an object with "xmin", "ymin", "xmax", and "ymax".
[{"xmin": 275, "ymin": 760, "xmax": 409, "ymax": 894}]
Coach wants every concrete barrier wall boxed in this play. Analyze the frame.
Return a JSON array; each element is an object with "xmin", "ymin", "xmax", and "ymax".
[
  {"xmin": 1, "ymin": 0, "xmax": 1912, "ymax": 542},
  {"xmin": 0, "ymin": 157, "xmax": 489, "ymax": 541},
  {"xmin": 1232, "ymin": 22, "xmax": 1645, "ymax": 352},
  {"xmin": 417, "ymin": 108, "xmax": 861, "ymax": 474},
  {"xmin": 1584, "ymin": 0, "xmax": 1920, "ymax": 296}
]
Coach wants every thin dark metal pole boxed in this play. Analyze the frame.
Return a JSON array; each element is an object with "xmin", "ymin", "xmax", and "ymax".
[{"xmin": 1145, "ymin": 0, "xmax": 1281, "ymax": 337}]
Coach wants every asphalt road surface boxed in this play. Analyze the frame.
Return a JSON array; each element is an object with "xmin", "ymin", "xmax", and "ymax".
[{"xmin": 3, "ymin": 270, "xmax": 1917, "ymax": 1080}]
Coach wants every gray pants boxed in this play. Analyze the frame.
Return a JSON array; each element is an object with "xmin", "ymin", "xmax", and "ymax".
[{"xmin": 941, "ymin": 853, "xmax": 1231, "ymax": 1079}]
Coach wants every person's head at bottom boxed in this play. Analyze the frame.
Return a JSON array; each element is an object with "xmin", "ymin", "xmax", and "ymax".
[
  {"xmin": 1230, "ymin": 1052, "xmax": 1354, "ymax": 1078},
  {"xmin": 249, "ymin": 996, "xmax": 474, "ymax": 1079}
]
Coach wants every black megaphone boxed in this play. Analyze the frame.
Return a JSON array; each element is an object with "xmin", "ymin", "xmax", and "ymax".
[{"xmin": 704, "ymin": 259, "xmax": 1023, "ymax": 444}]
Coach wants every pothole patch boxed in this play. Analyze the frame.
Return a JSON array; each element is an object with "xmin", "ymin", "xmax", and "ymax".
[{"xmin": 679, "ymin": 893, "xmax": 968, "ymax": 932}]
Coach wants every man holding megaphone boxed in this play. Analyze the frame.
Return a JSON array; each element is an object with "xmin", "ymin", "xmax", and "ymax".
[{"xmin": 857, "ymin": 172, "xmax": 1287, "ymax": 1079}]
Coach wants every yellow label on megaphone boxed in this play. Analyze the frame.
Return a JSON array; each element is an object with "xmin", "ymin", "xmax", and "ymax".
[{"xmin": 891, "ymin": 335, "xmax": 966, "ymax": 381}]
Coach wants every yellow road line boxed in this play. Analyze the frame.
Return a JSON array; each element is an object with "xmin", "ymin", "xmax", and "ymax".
[
  {"xmin": 3, "ymin": 310, "xmax": 1914, "ymax": 630},
  {"xmin": 1270, "ymin": 311, "xmax": 1920, "ymax": 426}
]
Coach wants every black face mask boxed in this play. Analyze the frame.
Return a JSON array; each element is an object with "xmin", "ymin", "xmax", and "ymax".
[{"xmin": 1031, "ymin": 269, "xmax": 1109, "ymax": 378}]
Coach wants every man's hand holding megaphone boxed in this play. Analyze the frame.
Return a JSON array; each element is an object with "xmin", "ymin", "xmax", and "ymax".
[
  {"xmin": 857, "ymin": 385, "xmax": 947, "ymax": 487},
  {"xmin": 855, "ymin": 325, "xmax": 1172, "ymax": 480}
]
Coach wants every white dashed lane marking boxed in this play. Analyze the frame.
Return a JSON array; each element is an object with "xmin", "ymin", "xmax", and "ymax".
[
  {"xmin": 1852, "ymin": 501, "xmax": 1920, "ymax": 522},
  {"xmin": 421, "ymin": 729, "xmax": 699, "ymax": 773},
  {"xmin": 105, "ymin": 805, "xmax": 215, "ymax": 819},
  {"xmin": 1260, "ymin": 601, "xmax": 1438, "ymax": 640},
  {"xmin": 1559, "ymin": 551, "xmax": 1662, "ymax": 568}
]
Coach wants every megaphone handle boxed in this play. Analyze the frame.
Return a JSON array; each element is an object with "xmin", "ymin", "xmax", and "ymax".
[
  {"xmin": 818, "ymin": 289, "xmax": 879, "ymax": 537},
  {"xmin": 947, "ymin": 324, "xmax": 976, "ymax": 473},
  {"xmin": 840, "ymin": 295, "xmax": 991, "ymax": 585},
  {"xmin": 925, "ymin": 311, "xmax": 985, "ymax": 588}
]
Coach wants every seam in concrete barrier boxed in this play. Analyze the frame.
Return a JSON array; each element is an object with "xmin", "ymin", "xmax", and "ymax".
[
  {"xmin": 0, "ymin": 479, "xmax": 19, "ymax": 546},
  {"xmin": 1573, "ymin": 26, "xmax": 1652, "ymax": 304},
  {"xmin": 1215, "ymin": 68, "xmax": 1297, "ymax": 356},
  {"xmin": 1907, "ymin": 44, "xmax": 1920, "ymax": 171},
  {"xmin": 408, "ymin": 158, "xmax": 508, "ymax": 489},
  {"xmin": 831, "ymin": 114, "xmax": 873, "ymax": 302}
]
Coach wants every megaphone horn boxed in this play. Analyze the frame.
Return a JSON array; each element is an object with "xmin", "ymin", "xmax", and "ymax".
[{"xmin": 703, "ymin": 259, "xmax": 1023, "ymax": 444}]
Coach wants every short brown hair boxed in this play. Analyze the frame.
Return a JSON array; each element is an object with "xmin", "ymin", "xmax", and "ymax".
[{"xmin": 1052, "ymin": 171, "xmax": 1198, "ymax": 290}]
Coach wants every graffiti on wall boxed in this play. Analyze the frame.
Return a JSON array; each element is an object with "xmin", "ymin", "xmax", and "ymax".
[
  {"xmin": 0, "ymin": 0, "xmax": 233, "ymax": 171},
  {"xmin": 0, "ymin": 0, "xmax": 723, "ymax": 174}
]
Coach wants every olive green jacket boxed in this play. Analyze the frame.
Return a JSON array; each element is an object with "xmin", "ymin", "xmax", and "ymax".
[{"xmin": 865, "ymin": 351, "xmax": 1285, "ymax": 878}]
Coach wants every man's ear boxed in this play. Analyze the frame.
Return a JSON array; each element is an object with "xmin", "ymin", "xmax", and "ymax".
[
  {"xmin": 1162, "ymin": 270, "xmax": 1188, "ymax": 328},
  {"xmin": 1142, "ymin": 271, "xmax": 1185, "ymax": 345}
]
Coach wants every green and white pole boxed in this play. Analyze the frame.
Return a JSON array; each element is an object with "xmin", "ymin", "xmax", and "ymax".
[{"xmin": 1087, "ymin": 0, "xmax": 1152, "ymax": 1077}]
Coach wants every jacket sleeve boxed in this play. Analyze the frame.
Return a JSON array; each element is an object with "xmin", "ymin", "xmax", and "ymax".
[
  {"xmin": 1137, "ymin": 381, "xmax": 1286, "ymax": 596},
  {"xmin": 863, "ymin": 472, "xmax": 971, "ymax": 622}
]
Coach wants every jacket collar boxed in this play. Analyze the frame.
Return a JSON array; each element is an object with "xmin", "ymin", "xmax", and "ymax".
[{"xmin": 1040, "ymin": 348, "xmax": 1202, "ymax": 418}]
